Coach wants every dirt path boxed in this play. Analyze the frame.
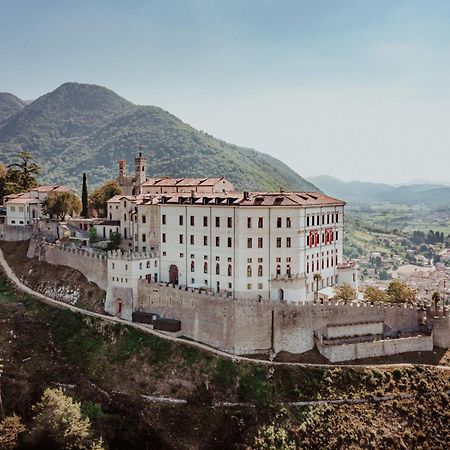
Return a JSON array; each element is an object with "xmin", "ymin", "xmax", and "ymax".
[{"xmin": 1, "ymin": 245, "xmax": 449, "ymax": 371}]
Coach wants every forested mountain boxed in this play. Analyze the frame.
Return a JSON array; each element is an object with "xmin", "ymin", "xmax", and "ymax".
[
  {"xmin": 0, "ymin": 82, "xmax": 317, "ymax": 192},
  {"xmin": 308, "ymin": 175, "xmax": 450, "ymax": 207},
  {"xmin": 0, "ymin": 92, "xmax": 27, "ymax": 124}
]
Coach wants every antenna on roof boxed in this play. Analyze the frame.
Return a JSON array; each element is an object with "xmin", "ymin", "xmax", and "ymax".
[{"xmin": 138, "ymin": 145, "xmax": 143, "ymax": 157}]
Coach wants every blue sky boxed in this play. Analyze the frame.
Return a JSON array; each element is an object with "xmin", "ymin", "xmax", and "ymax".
[{"xmin": 1, "ymin": 0, "xmax": 450, "ymax": 184}]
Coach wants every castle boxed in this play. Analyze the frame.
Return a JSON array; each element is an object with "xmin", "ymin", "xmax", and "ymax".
[{"xmin": 2, "ymin": 152, "xmax": 449, "ymax": 362}]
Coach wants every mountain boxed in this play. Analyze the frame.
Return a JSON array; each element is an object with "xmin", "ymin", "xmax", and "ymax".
[
  {"xmin": 0, "ymin": 82, "xmax": 317, "ymax": 192},
  {"xmin": 308, "ymin": 175, "xmax": 450, "ymax": 207},
  {"xmin": 0, "ymin": 92, "xmax": 27, "ymax": 125}
]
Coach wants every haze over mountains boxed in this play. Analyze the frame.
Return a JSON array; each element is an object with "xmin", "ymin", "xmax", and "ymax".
[
  {"xmin": 308, "ymin": 175, "xmax": 450, "ymax": 207},
  {"xmin": 0, "ymin": 82, "xmax": 317, "ymax": 192}
]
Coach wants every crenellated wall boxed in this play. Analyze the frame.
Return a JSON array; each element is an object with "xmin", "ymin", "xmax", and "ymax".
[{"xmin": 28, "ymin": 240, "xmax": 108, "ymax": 291}]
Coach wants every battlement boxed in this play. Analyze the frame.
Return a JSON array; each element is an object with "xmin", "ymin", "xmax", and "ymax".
[
  {"xmin": 44, "ymin": 242, "xmax": 107, "ymax": 260},
  {"xmin": 107, "ymin": 249, "xmax": 158, "ymax": 260}
]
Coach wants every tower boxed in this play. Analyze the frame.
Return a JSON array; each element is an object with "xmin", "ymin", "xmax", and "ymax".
[
  {"xmin": 134, "ymin": 151, "xmax": 147, "ymax": 194},
  {"xmin": 118, "ymin": 160, "xmax": 127, "ymax": 184}
]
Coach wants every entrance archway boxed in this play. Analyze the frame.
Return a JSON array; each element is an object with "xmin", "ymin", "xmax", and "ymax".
[
  {"xmin": 278, "ymin": 289, "xmax": 284, "ymax": 301},
  {"xmin": 116, "ymin": 299, "xmax": 123, "ymax": 315},
  {"xmin": 169, "ymin": 265, "xmax": 179, "ymax": 285}
]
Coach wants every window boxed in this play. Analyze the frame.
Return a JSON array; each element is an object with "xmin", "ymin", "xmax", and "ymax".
[
  {"xmin": 228, "ymin": 265, "xmax": 232, "ymax": 276},
  {"xmin": 191, "ymin": 261, "xmax": 195, "ymax": 272},
  {"xmin": 306, "ymin": 216, "xmax": 310, "ymax": 227},
  {"xmin": 179, "ymin": 215, "xmax": 184, "ymax": 226},
  {"xmin": 215, "ymin": 217, "xmax": 220, "ymax": 227},
  {"xmin": 216, "ymin": 256, "xmax": 220, "ymax": 261},
  {"xmin": 125, "ymin": 264, "xmax": 128, "ymax": 270},
  {"xmin": 286, "ymin": 217, "xmax": 291, "ymax": 228},
  {"xmin": 327, "ymin": 214, "xmax": 330, "ymax": 224},
  {"xmin": 287, "ymin": 265, "xmax": 291, "ymax": 277},
  {"xmin": 335, "ymin": 213, "xmax": 339, "ymax": 223},
  {"xmin": 142, "ymin": 233, "xmax": 146, "ymax": 242},
  {"xmin": 204, "ymin": 262, "xmax": 208, "ymax": 273},
  {"xmin": 180, "ymin": 253, "xmax": 184, "ymax": 258},
  {"xmin": 228, "ymin": 282, "xmax": 232, "ymax": 288},
  {"xmin": 162, "ymin": 233, "xmax": 166, "ymax": 243},
  {"xmin": 276, "ymin": 217, "xmax": 282, "ymax": 228},
  {"xmin": 203, "ymin": 216, "xmax": 208, "ymax": 227},
  {"xmin": 247, "ymin": 238, "xmax": 252, "ymax": 248},
  {"xmin": 216, "ymin": 263, "xmax": 220, "ymax": 275},
  {"xmin": 162, "ymin": 214, "xmax": 166, "ymax": 225},
  {"xmin": 247, "ymin": 257, "xmax": 252, "ymax": 263},
  {"xmin": 190, "ymin": 215, "xmax": 194, "ymax": 226},
  {"xmin": 112, "ymin": 263, "xmax": 115, "ymax": 269},
  {"xmin": 286, "ymin": 237, "xmax": 291, "ymax": 248},
  {"xmin": 276, "ymin": 265, "xmax": 281, "ymax": 276},
  {"xmin": 322, "ymin": 215, "xmax": 325, "ymax": 225},
  {"xmin": 190, "ymin": 235, "xmax": 194, "ymax": 245},
  {"xmin": 216, "ymin": 236, "xmax": 220, "ymax": 247},
  {"xmin": 147, "ymin": 261, "xmax": 151, "ymax": 268},
  {"xmin": 258, "ymin": 257, "xmax": 263, "ymax": 263},
  {"xmin": 142, "ymin": 215, "xmax": 146, "ymax": 224},
  {"xmin": 11, "ymin": 206, "xmax": 15, "ymax": 212},
  {"xmin": 247, "ymin": 265, "xmax": 252, "ymax": 277},
  {"xmin": 227, "ymin": 217, "xmax": 232, "ymax": 228},
  {"xmin": 258, "ymin": 217, "xmax": 264, "ymax": 228},
  {"xmin": 191, "ymin": 254, "xmax": 194, "ymax": 259},
  {"xmin": 258, "ymin": 238, "xmax": 263, "ymax": 248},
  {"xmin": 247, "ymin": 217, "xmax": 252, "ymax": 228},
  {"xmin": 227, "ymin": 237, "xmax": 232, "ymax": 248},
  {"xmin": 19, "ymin": 206, "xmax": 24, "ymax": 212},
  {"xmin": 336, "ymin": 231, "xmax": 339, "ymax": 240},
  {"xmin": 124, "ymin": 213, "xmax": 127, "ymax": 221},
  {"xmin": 307, "ymin": 262, "xmax": 310, "ymax": 273},
  {"xmin": 203, "ymin": 236, "xmax": 208, "ymax": 246},
  {"xmin": 139, "ymin": 262, "xmax": 142, "ymax": 269},
  {"xmin": 258, "ymin": 265, "xmax": 263, "ymax": 277},
  {"xmin": 276, "ymin": 237, "xmax": 282, "ymax": 248},
  {"xmin": 307, "ymin": 236, "xmax": 309, "ymax": 246},
  {"xmin": 247, "ymin": 283, "xmax": 252, "ymax": 290},
  {"xmin": 312, "ymin": 216, "xmax": 315, "ymax": 226},
  {"xmin": 179, "ymin": 234, "xmax": 183, "ymax": 244},
  {"xmin": 258, "ymin": 283, "xmax": 263, "ymax": 290}
]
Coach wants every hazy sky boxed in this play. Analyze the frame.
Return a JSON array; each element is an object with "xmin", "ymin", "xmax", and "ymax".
[{"xmin": 1, "ymin": 0, "xmax": 450, "ymax": 184}]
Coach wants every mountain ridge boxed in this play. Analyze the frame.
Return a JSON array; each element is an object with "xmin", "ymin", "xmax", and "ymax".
[
  {"xmin": 308, "ymin": 175, "xmax": 450, "ymax": 207},
  {"xmin": 0, "ymin": 82, "xmax": 318, "ymax": 192}
]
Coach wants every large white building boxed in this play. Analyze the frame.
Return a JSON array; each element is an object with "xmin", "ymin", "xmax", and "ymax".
[{"xmin": 107, "ymin": 154, "xmax": 348, "ymax": 302}]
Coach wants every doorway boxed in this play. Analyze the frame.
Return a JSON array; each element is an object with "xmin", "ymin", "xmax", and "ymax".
[{"xmin": 169, "ymin": 265, "xmax": 179, "ymax": 285}]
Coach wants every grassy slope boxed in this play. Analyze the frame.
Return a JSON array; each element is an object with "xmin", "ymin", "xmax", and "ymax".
[{"xmin": 1, "ymin": 273, "xmax": 450, "ymax": 449}]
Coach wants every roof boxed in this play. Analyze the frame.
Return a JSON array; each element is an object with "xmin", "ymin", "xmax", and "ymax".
[
  {"xmin": 141, "ymin": 177, "xmax": 228, "ymax": 188},
  {"xmin": 6, "ymin": 197, "xmax": 38, "ymax": 204},
  {"xmin": 97, "ymin": 220, "xmax": 121, "ymax": 226},
  {"xmin": 32, "ymin": 185, "xmax": 75, "ymax": 193},
  {"xmin": 106, "ymin": 191, "xmax": 344, "ymax": 208}
]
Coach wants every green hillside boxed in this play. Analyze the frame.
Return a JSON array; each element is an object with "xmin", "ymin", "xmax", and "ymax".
[
  {"xmin": 0, "ymin": 92, "xmax": 26, "ymax": 124},
  {"xmin": 0, "ymin": 82, "xmax": 318, "ymax": 192}
]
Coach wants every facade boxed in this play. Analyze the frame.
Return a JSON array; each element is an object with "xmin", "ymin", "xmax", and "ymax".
[{"xmin": 4, "ymin": 185, "xmax": 76, "ymax": 226}]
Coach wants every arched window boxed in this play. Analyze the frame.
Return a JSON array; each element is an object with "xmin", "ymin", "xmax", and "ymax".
[
  {"xmin": 276, "ymin": 265, "xmax": 281, "ymax": 276},
  {"xmin": 139, "ymin": 262, "xmax": 142, "ymax": 269},
  {"xmin": 216, "ymin": 263, "xmax": 220, "ymax": 275},
  {"xmin": 286, "ymin": 265, "xmax": 291, "ymax": 278},
  {"xmin": 247, "ymin": 265, "xmax": 252, "ymax": 277},
  {"xmin": 227, "ymin": 264, "xmax": 232, "ymax": 276},
  {"xmin": 258, "ymin": 265, "xmax": 263, "ymax": 277},
  {"xmin": 146, "ymin": 260, "xmax": 150, "ymax": 268},
  {"xmin": 112, "ymin": 263, "xmax": 115, "ymax": 269},
  {"xmin": 204, "ymin": 262, "xmax": 208, "ymax": 273},
  {"xmin": 125, "ymin": 264, "xmax": 128, "ymax": 270},
  {"xmin": 191, "ymin": 261, "xmax": 195, "ymax": 272}
]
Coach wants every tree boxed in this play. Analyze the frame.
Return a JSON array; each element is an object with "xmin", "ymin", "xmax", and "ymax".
[
  {"xmin": 0, "ymin": 415, "xmax": 26, "ymax": 450},
  {"xmin": 386, "ymin": 279, "xmax": 417, "ymax": 304},
  {"xmin": 89, "ymin": 181, "xmax": 122, "ymax": 218},
  {"xmin": 88, "ymin": 227, "xmax": 98, "ymax": 244},
  {"xmin": 334, "ymin": 282, "xmax": 356, "ymax": 302},
  {"xmin": 7, "ymin": 151, "xmax": 40, "ymax": 192},
  {"xmin": 31, "ymin": 388, "xmax": 103, "ymax": 450},
  {"xmin": 106, "ymin": 231, "xmax": 121, "ymax": 251},
  {"xmin": 432, "ymin": 291, "xmax": 440, "ymax": 311},
  {"xmin": 364, "ymin": 286, "xmax": 388, "ymax": 303},
  {"xmin": 81, "ymin": 173, "xmax": 89, "ymax": 218},
  {"xmin": 313, "ymin": 273, "xmax": 322, "ymax": 301},
  {"xmin": 42, "ymin": 191, "xmax": 82, "ymax": 221}
]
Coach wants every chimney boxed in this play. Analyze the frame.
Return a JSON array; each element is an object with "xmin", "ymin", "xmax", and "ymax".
[{"xmin": 243, "ymin": 191, "xmax": 249, "ymax": 200}]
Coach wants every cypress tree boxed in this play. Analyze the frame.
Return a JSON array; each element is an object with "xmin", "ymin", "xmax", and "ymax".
[{"xmin": 81, "ymin": 172, "xmax": 88, "ymax": 217}]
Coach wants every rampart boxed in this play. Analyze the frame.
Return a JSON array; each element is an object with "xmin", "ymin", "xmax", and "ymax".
[
  {"xmin": 136, "ymin": 282, "xmax": 426, "ymax": 356},
  {"xmin": 28, "ymin": 240, "xmax": 108, "ymax": 291},
  {"xmin": 0, "ymin": 224, "xmax": 34, "ymax": 241}
]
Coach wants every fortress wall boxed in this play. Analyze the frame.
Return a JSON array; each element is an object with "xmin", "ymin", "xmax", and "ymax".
[
  {"xmin": 432, "ymin": 314, "xmax": 450, "ymax": 348},
  {"xmin": 318, "ymin": 335, "xmax": 433, "ymax": 363},
  {"xmin": 106, "ymin": 286, "xmax": 134, "ymax": 320},
  {"xmin": 0, "ymin": 224, "xmax": 33, "ymax": 241},
  {"xmin": 138, "ymin": 283, "xmax": 237, "ymax": 352},
  {"xmin": 34, "ymin": 242, "xmax": 108, "ymax": 290}
]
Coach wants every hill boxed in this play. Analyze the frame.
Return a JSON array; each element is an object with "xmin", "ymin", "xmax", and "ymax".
[
  {"xmin": 0, "ymin": 93, "xmax": 26, "ymax": 125},
  {"xmin": 309, "ymin": 175, "xmax": 450, "ymax": 207},
  {"xmin": 0, "ymin": 82, "xmax": 317, "ymax": 192}
]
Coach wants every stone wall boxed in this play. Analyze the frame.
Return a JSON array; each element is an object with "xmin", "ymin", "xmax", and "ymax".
[
  {"xmin": 0, "ymin": 224, "xmax": 34, "ymax": 241},
  {"xmin": 431, "ymin": 310, "xmax": 450, "ymax": 348},
  {"xmin": 28, "ymin": 240, "xmax": 108, "ymax": 291},
  {"xmin": 317, "ymin": 335, "xmax": 433, "ymax": 363}
]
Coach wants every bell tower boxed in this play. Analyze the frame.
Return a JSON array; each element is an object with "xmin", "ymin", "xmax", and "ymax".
[{"xmin": 134, "ymin": 149, "xmax": 147, "ymax": 194}]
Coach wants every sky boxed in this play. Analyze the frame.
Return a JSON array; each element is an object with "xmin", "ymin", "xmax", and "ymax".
[{"xmin": 1, "ymin": 0, "xmax": 450, "ymax": 184}]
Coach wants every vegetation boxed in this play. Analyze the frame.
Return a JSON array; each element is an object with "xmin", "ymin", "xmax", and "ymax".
[
  {"xmin": 81, "ymin": 172, "xmax": 88, "ymax": 218},
  {"xmin": 364, "ymin": 286, "xmax": 388, "ymax": 303},
  {"xmin": 0, "ymin": 82, "xmax": 318, "ymax": 192},
  {"xmin": 88, "ymin": 180, "xmax": 122, "ymax": 217},
  {"xmin": 42, "ymin": 191, "xmax": 82, "ymax": 220},
  {"xmin": 0, "ymin": 151, "xmax": 41, "ymax": 198},
  {"xmin": 386, "ymin": 279, "xmax": 417, "ymax": 304},
  {"xmin": 334, "ymin": 282, "xmax": 356, "ymax": 301},
  {"xmin": 0, "ymin": 415, "xmax": 26, "ymax": 450}
]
